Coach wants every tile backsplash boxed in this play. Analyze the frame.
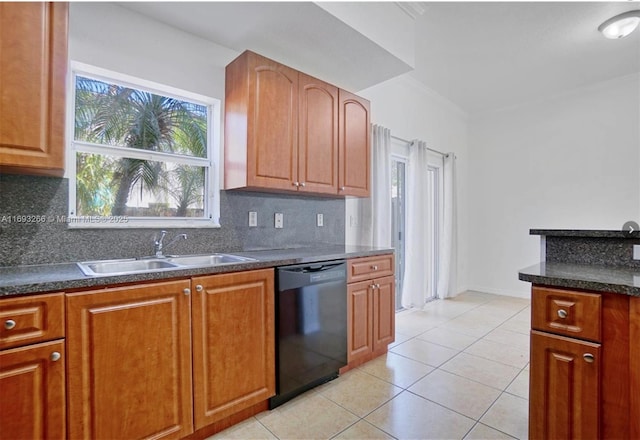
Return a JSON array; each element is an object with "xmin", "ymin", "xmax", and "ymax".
[{"xmin": 0, "ymin": 174, "xmax": 345, "ymax": 266}]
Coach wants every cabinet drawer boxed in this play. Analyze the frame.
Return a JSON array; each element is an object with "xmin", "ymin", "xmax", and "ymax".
[
  {"xmin": 0, "ymin": 293, "xmax": 64, "ymax": 350},
  {"xmin": 348, "ymin": 254, "xmax": 394, "ymax": 283},
  {"xmin": 532, "ymin": 287, "xmax": 601, "ymax": 342}
]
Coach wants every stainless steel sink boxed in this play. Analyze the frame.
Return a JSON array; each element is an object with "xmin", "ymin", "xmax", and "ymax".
[
  {"xmin": 166, "ymin": 254, "xmax": 256, "ymax": 267},
  {"xmin": 77, "ymin": 253, "xmax": 256, "ymax": 276},
  {"xmin": 77, "ymin": 258, "xmax": 180, "ymax": 276}
]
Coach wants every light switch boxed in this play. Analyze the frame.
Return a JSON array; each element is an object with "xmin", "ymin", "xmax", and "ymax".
[
  {"xmin": 275, "ymin": 213, "xmax": 284, "ymax": 229},
  {"xmin": 317, "ymin": 213, "xmax": 324, "ymax": 227},
  {"xmin": 634, "ymin": 245, "xmax": 640, "ymax": 260},
  {"xmin": 248, "ymin": 211, "xmax": 257, "ymax": 227}
]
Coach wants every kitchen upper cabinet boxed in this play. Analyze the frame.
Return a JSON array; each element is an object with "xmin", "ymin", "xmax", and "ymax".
[
  {"xmin": 225, "ymin": 51, "xmax": 299, "ymax": 192},
  {"xmin": 66, "ymin": 280, "xmax": 194, "ymax": 440},
  {"xmin": 0, "ymin": 340, "xmax": 66, "ymax": 440},
  {"xmin": 225, "ymin": 50, "xmax": 369, "ymax": 197},
  {"xmin": 0, "ymin": 2, "xmax": 67, "ymax": 176},
  {"xmin": 298, "ymin": 73, "xmax": 339, "ymax": 195},
  {"xmin": 191, "ymin": 269, "xmax": 275, "ymax": 429},
  {"xmin": 529, "ymin": 330, "xmax": 600, "ymax": 440},
  {"xmin": 338, "ymin": 90, "xmax": 370, "ymax": 197}
]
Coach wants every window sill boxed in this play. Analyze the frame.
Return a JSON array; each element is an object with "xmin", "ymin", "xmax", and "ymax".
[{"xmin": 65, "ymin": 217, "xmax": 221, "ymax": 229}]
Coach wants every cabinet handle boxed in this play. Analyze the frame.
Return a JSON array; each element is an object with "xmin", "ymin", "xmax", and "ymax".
[
  {"xmin": 50, "ymin": 352, "xmax": 61, "ymax": 362},
  {"xmin": 183, "ymin": 288, "xmax": 191, "ymax": 296},
  {"xmin": 292, "ymin": 182, "xmax": 300, "ymax": 187},
  {"xmin": 557, "ymin": 309, "xmax": 568, "ymax": 319},
  {"xmin": 195, "ymin": 285, "xmax": 203, "ymax": 292},
  {"xmin": 371, "ymin": 265, "xmax": 378, "ymax": 270},
  {"xmin": 300, "ymin": 182, "xmax": 306, "ymax": 187},
  {"xmin": 4, "ymin": 319, "xmax": 16, "ymax": 330},
  {"xmin": 583, "ymin": 353, "xmax": 595, "ymax": 363}
]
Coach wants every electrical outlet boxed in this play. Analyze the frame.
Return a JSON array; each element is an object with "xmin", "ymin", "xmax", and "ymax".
[
  {"xmin": 274, "ymin": 213, "xmax": 284, "ymax": 229},
  {"xmin": 248, "ymin": 211, "xmax": 257, "ymax": 227},
  {"xmin": 317, "ymin": 213, "xmax": 324, "ymax": 227},
  {"xmin": 634, "ymin": 245, "xmax": 640, "ymax": 260}
]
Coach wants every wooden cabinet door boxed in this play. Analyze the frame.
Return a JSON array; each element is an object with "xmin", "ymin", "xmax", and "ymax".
[
  {"xmin": 247, "ymin": 52, "xmax": 299, "ymax": 191},
  {"xmin": 338, "ymin": 89, "xmax": 370, "ymax": 197},
  {"xmin": 347, "ymin": 280, "xmax": 373, "ymax": 363},
  {"xmin": 298, "ymin": 73, "xmax": 338, "ymax": 195},
  {"xmin": 0, "ymin": 339, "xmax": 65, "ymax": 439},
  {"xmin": 191, "ymin": 269, "xmax": 275, "ymax": 429},
  {"xmin": 66, "ymin": 281, "xmax": 193, "ymax": 440},
  {"xmin": 530, "ymin": 330, "xmax": 600, "ymax": 440},
  {"xmin": 631, "ymin": 297, "xmax": 640, "ymax": 439},
  {"xmin": 373, "ymin": 276, "xmax": 395, "ymax": 352},
  {"xmin": 0, "ymin": 2, "xmax": 67, "ymax": 176}
]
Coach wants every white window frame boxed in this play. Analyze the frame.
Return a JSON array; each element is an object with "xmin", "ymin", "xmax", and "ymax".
[{"xmin": 66, "ymin": 62, "xmax": 221, "ymax": 229}]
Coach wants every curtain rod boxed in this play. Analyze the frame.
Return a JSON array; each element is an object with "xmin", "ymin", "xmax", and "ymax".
[{"xmin": 390, "ymin": 134, "xmax": 448, "ymax": 157}]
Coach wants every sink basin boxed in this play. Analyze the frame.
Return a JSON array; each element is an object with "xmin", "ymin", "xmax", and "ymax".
[
  {"xmin": 77, "ymin": 258, "xmax": 180, "ymax": 276},
  {"xmin": 167, "ymin": 254, "xmax": 256, "ymax": 267},
  {"xmin": 77, "ymin": 254, "xmax": 256, "ymax": 276}
]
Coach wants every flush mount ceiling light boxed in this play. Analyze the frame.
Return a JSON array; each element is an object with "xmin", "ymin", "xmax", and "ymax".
[{"xmin": 598, "ymin": 10, "xmax": 640, "ymax": 39}]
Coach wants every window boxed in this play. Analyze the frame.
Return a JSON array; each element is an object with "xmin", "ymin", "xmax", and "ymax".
[{"xmin": 67, "ymin": 62, "xmax": 220, "ymax": 228}]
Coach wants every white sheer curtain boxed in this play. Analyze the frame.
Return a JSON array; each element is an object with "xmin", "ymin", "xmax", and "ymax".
[
  {"xmin": 401, "ymin": 140, "xmax": 432, "ymax": 308},
  {"xmin": 371, "ymin": 125, "xmax": 392, "ymax": 247},
  {"xmin": 436, "ymin": 153, "xmax": 457, "ymax": 299}
]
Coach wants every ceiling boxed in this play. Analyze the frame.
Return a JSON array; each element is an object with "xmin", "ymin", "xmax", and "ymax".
[{"xmin": 120, "ymin": 2, "xmax": 640, "ymax": 115}]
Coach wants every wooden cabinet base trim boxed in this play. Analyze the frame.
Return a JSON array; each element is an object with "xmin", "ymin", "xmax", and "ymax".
[{"xmin": 184, "ymin": 401, "xmax": 269, "ymax": 440}]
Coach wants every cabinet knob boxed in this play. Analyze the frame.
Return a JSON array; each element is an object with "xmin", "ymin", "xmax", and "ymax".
[
  {"xmin": 339, "ymin": 186, "xmax": 345, "ymax": 191},
  {"xmin": 583, "ymin": 353, "xmax": 595, "ymax": 363},
  {"xmin": 50, "ymin": 352, "xmax": 61, "ymax": 362},
  {"xmin": 183, "ymin": 288, "xmax": 191, "ymax": 296},
  {"xmin": 371, "ymin": 265, "xmax": 378, "ymax": 270},
  {"xmin": 557, "ymin": 309, "xmax": 568, "ymax": 319},
  {"xmin": 292, "ymin": 182, "xmax": 300, "ymax": 187},
  {"xmin": 300, "ymin": 182, "xmax": 306, "ymax": 187},
  {"xmin": 370, "ymin": 284, "xmax": 376, "ymax": 290},
  {"xmin": 195, "ymin": 285, "xmax": 203, "ymax": 292},
  {"xmin": 4, "ymin": 319, "xmax": 16, "ymax": 330},
  {"xmin": 375, "ymin": 283, "xmax": 380, "ymax": 289}
]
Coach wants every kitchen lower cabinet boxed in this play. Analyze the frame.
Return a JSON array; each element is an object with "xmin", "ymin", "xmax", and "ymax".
[
  {"xmin": 631, "ymin": 297, "xmax": 640, "ymax": 439},
  {"xmin": 0, "ymin": 2, "xmax": 68, "ymax": 176},
  {"xmin": 529, "ymin": 330, "xmax": 600, "ymax": 440},
  {"xmin": 346, "ymin": 255, "xmax": 395, "ymax": 368},
  {"xmin": 0, "ymin": 292, "xmax": 66, "ymax": 439},
  {"xmin": 0, "ymin": 339, "xmax": 65, "ymax": 439},
  {"xmin": 191, "ymin": 269, "xmax": 275, "ymax": 429},
  {"xmin": 529, "ymin": 286, "xmax": 638, "ymax": 440},
  {"xmin": 66, "ymin": 280, "xmax": 194, "ymax": 440}
]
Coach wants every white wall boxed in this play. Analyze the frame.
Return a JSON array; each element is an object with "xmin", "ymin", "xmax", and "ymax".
[
  {"xmin": 347, "ymin": 75, "xmax": 470, "ymax": 295},
  {"xmin": 468, "ymin": 74, "xmax": 640, "ymax": 297},
  {"xmin": 69, "ymin": 3, "xmax": 238, "ymax": 99}
]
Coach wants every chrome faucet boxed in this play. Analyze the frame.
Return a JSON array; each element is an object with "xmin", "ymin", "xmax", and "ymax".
[{"xmin": 153, "ymin": 230, "xmax": 187, "ymax": 257}]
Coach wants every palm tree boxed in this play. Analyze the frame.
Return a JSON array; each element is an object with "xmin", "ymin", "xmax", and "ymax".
[{"xmin": 74, "ymin": 77, "xmax": 208, "ymax": 216}]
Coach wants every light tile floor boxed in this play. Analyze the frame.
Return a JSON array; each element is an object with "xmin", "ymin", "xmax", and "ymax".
[{"xmin": 211, "ymin": 291, "xmax": 530, "ymax": 440}]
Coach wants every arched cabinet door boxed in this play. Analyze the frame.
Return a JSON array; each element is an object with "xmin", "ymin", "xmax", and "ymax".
[
  {"xmin": 338, "ymin": 90, "xmax": 370, "ymax": 197},
  {"xmin": 298, "ymin": 73, "xmax": 339, "ymax": 195}
]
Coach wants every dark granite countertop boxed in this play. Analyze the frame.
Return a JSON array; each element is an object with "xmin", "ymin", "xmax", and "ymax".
[
  {"xmin": 519, "ymin": 262, "xmax": 640, "ymax": 297},
  {"xmin": 0, "ymin": 245, "xmax": 394, "ymax": 297},
  {"xmin": 530, "ymin": 229, "xmax": 640, "ymax": 239}
]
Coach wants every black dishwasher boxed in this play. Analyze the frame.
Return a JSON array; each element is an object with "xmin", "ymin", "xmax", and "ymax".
[{"xmin": 269, "ymin": 260, "xmax": 347, "ymax": 409}]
